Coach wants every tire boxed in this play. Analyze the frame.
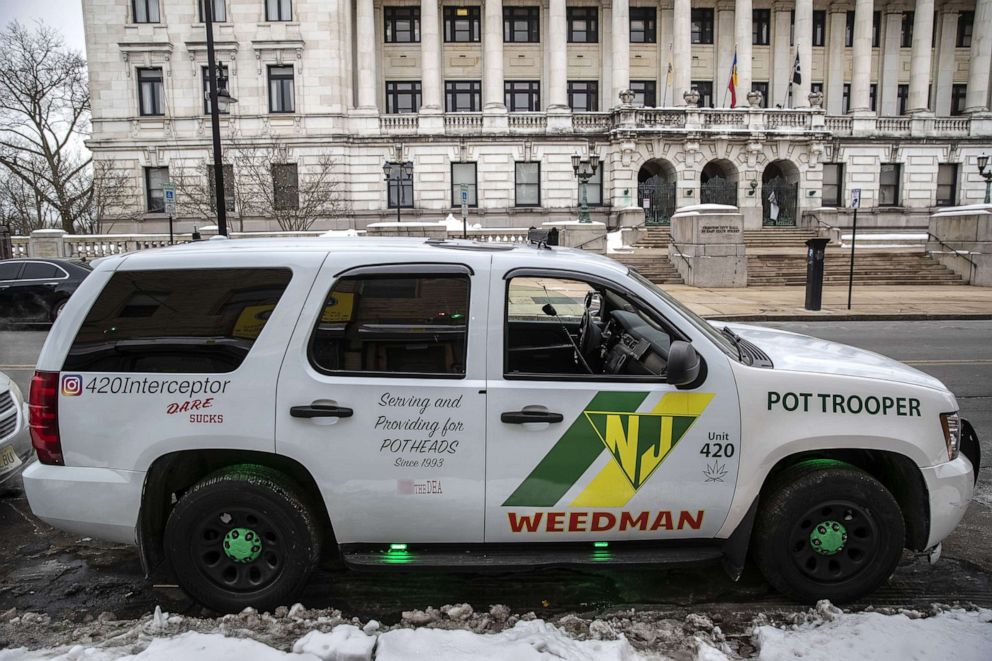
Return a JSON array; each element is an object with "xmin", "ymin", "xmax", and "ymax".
[
  {"xmin": 50, "ymin": 298, "xmax": 67, "ymax": 321},
  {"xmin": 752, "ymin": 464, "xmax": 905, "ymax": 604},
  {"xmin": 164, "ymin": 466, "xmax": 322, "ymax": 613}
]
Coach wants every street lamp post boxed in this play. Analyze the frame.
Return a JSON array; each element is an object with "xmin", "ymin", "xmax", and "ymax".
[
  {"xmin": 978, "ymin": 154, "xmax": 992, "ymax": 205},
  {"xmin": 204, "ymin": 0, "xmax": 237, "ymax": 236},
  {"xmin": 383, "ymin": 160, "xmax": 414, "ymax": 223},
  {"xmin": 571, "ymin": 153, "xmax": 600, "ymax": 223}
]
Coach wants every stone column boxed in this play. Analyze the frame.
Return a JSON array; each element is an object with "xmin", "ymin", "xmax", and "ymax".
[
  {"xmin": 850, "ymin": 0, "xmax": 874, "ymax": 113},
  {"xmin": 794, "ymin": 0, "xmax": 813, "ymax": 107},
  {"xmin": 825, "ymin": 6, "xmax": 847, "ymax": 115},
  {"xmin": 934, "ymin": 9, "xmax": 958, "ymax": 116},
  {"xmin": 484, "ymin": 0, "xmax": 505, "ymax": 111},
  {"xmin": 908, "ymin": 0, "xmax": 935, "ymax": 113},
  {"xmin": 734, "ymin": 0, "xmax": 752, "ymax": 104},
  {"xmin": 355, "ymin": 0, "xmax": 377, "ymax": 109},
  {"xmin": 611, "ymin": 0, "xmax": 631, "ymax": 103},
  {"xmin": 420, "ymin": 0, "xmax": 442, "ymax": 112},
  {"xmin": 547, "ymin": 0, "xmax": 568, "ymax": 109},
  {"xmin": 879, "ymin": 9, "xmax": 902, "ymax": 116},
  {"xmin": 673, "ymin": 0, "xmax": 691, "ymax": 104},
  {"xmin": 771, "ymin": 2, "xmax": 792, "ymax": 108},
  {"xmin": 716, "ymin": 2, "xmax": 735, "ymax": 107},
  {"xmin": 966, "ymin": 0, "xmax": 992, "ymax": 112}
]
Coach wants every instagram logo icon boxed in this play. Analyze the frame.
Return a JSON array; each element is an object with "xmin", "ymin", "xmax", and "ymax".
[{"xmin": 61, "ymin": 374, "xmax": 83, "ymax": 397}]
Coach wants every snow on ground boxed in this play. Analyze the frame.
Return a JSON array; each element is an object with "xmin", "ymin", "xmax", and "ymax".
[{"xmin": 0, "ymin": 602, "xmax": 989, "ymax": 661}]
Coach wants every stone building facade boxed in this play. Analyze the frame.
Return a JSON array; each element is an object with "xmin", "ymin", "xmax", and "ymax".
[{"xmin": 83, "ymin": 0, "xmax": 992, "ymax": 233}]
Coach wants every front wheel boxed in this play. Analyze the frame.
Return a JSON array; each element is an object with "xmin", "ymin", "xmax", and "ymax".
[
  {"xmin": 164, "ymin": 466, "xmax": 322, "ymax": 613},
  {"xmin": 752, "ymin": 464, "xmax": 905, "ymax": 604}
]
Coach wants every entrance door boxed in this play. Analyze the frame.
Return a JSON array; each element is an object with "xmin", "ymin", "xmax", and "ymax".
[
  {"xmin": 638, "ymin": 179, "xmax": 676, "ymax": 226},
  {"xmin": 484, "ymin": 265, "xmax": 741, "ymax": 543},
  {"xmin": 276, "ymin": 259, "xmax": 489, "ymax": 544},
  {"xmin": 762, "ymin": 176, "xmax": 799, "ymax": 226}
]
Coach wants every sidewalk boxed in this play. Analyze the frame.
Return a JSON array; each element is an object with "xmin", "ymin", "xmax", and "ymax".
[{"xmin": 663, "ymin": 284, "xmax": 992, "ymax": 321}]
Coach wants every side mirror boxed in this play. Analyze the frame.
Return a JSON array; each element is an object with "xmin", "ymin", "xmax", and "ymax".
[{"xmin": 667, "ymin": 340, "xmax": 701, "ymax": 387}]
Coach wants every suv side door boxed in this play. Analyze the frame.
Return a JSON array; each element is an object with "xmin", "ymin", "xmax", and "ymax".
[
  {"xmin": 275, "ymin": 257, "xmax": 489, "ymax": 545},
  {"xmin": 484, "ymin": 261, "xmax": 742, "ymax": 543}
]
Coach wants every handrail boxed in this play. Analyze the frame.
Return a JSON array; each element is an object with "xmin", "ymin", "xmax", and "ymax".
[
  {"xmin": 925, "ymin": 231, "xmax": 979, "ymax": 271},
  {"xmin": 667, "ymin": 236, "xmax": 692, "ymax": 271}
]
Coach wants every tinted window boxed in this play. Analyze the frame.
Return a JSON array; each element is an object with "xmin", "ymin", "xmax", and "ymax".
[
  {"xmin": 21, "ymin": 262, "xmax": 62, "ymax": 279},
  {"xmin": 0, "ymin": 263, "xmax": 21, "ymax": 281},
  {"xmin": 64, "ymin": 268, "xmax": 292, "ymax": 373},
  {"xmin": 309, "ymin": 274, "xmax": 469, "ymax": 376}
]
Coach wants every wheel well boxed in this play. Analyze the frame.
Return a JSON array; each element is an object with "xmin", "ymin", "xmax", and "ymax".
[
  {"xmin": 138, "ymin": 450, "xmax": 335, "ymax": 573},
  {"xmin": 761, "ymin": 449, "xmax": 931, "ymax": 551}
]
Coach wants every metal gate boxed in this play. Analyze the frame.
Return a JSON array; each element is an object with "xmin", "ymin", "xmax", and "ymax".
[
  {"xmin": 700, "ymin": 176, "xmax": 738, "ymax": 207},
  {"xmin": 638, "ymin": 179, "xmax": 676, "ymax": 226},
  {"xmin": 762, "ymin": 176, "xmax": 798, "ymax": 226}
]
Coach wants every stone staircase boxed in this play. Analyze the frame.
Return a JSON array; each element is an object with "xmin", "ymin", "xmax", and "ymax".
[
  {"xmin": 612, "ymin": 252, "xmax": 684, "ymax": 284},
  {"xmin": 743, "ymin": 228, "xmax": 819, "ymax": 249},
  {"xmin": 747, "ymin": 252, "xmax": 965, "ymax": 286},
  {"xmin": 633, "ymin": 226, "xmax": 671, "ymax": 249}
]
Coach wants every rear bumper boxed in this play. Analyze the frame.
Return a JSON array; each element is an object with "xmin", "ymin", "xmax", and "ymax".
[
  {"xmin": 921, "ymin": 454, "xmax": 976, "ymax": 549},
  {"xmin": 22, "ymin": 462, "xmax": 143, "ymax": 545}
]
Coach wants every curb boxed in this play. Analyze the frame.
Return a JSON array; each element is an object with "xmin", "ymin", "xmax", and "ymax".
[{"xmin": 704, "ymin": 313, "xmax": 992, "ymax": 322}]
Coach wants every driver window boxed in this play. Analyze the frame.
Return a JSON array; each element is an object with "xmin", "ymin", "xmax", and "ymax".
[{"xmin": 505, "ymin": 276, "xmax": 673, "ymax": 378}]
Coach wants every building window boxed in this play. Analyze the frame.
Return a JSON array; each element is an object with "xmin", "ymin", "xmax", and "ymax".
[
  {"xmin": 901, "ymin": 11, "xmax": 913, "ymax": 48},
  {"xmin": 451, "ymin": 162, "xmax": 478, "ymax": 207},
  {"xmin": 897, "ymin": 84, "xmax": 908, "ymax": 115},
  {"xmin": 268, "ymin": 65, "xmax": 295, "ymax": 113},
  {"xmin": 629, "ymin": 7, "xmax": 656, "ymax": 43},
  {"xmin": 812, "ymin": 10, "xmax": 826, "ymax": 47},
  {"xmin": 567, "ymin": 7, "xmax": 598, "ymax": 43},
  {"xmin": 505, "ymin": 80, "xmax": 540, "ymax": 111},
  {"xmin": 691, "ymin": 8, "xmax": 714, "ymax": 44},
  {"xmin": 144, "ymin": 166, "xmax": 168, "ymax": 212},
  {"xmin": 752, "ymin": 81, "xmax": 769, "ymax": 108},
  {"xmin": 629, "ymin": 80, "xmax": 657, "ymax": 107},
  {"xmin": 198, "ymin": 0, "xmax": 226, "ymax": 21},
  {"xmin": 845, "ymin": 10, "xmax": 881, "ymax": 48},
  {"xmin": 272, "ymin": 163, "xmax": 299, "ymax": 210},
  {"xmin": 879, "ymin": 163, "xmax": 901, "ymax": 207},
  {"xmin": 444, "ymin": 6, "xmax": 481, "ymax": 42},
  {"xmin": 515, "ymin": 162, "xmax": 540, "ymax": 207},
  {"xmin": 207, "ymin": 163, "xmax": 236, "ymax": 212},
  {"xmin": 692, "ymin": 81, "xmax": 714, "ymax": 108},
  {"xmin": 869, "ymin": 83, "xmax": 877, "ymax": 111},
  {"xmin": 842, "ymin": 83, "xmax": 850, "ymax": 113},
  {"xmin": 584, "ymin": 166, "xmax": 602, "ymax": 206},
  {"xmin": 386, "ymin": 81, "xmax": 422, "ymax": 114},
  {"xmin": 936, "ymin": 164, "xmax": 958, "ymax": 207},
  {"xmin": 265, "ymin": 0, "xmax": 292, "ymax": 21},
  {"xmin": 385, "ymin": 162, "xmax": 414, "ymax": 208},
  {"xmin": 753, "ymin": 9, "xmax": 770, "ymax": 45},
  {"xmin": 132, "ymin": 0, "xmax": 160, "ymax": 23},
  {"xmin": 568, "ymin": 80, "xmax": 598, "ymax": 111},
  {"xmin": 385, "ymin": 6, "xmax": 421, "ymax": 43},
  {"xmin": 137, "ymin": 68, "xmax": 164, "ymax": 116},
  {"xmin": 957, "ymin": 11, "xmax": 973, "ymax": 48},
  {"xmin": 951, "ymin": 84, "xmax": 967, "ymax": 116},
  {"xmin": 445, "ymin": 80, "xmax": 481, "ymax": 111},
  {"xmin": 822, "ymin": 163, "xmax": 843, "ymax": 207},
  {"xmin": 202, "ymin": 65, "xmax": 230, "ymax": 114},
  {"xmin": 504, "ymin": 6, "xmax": 539, "ymax": 43}
]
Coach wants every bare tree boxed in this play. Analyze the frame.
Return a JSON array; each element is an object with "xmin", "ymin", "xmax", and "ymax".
[
  {"xmin": 0, "ymin": 21, "xmax": 90, "ymax": 233},
  {"xmin": 77, "ymin": 160, "xmax": 144, "ymax": 234},
  {"xmin": 0, "ymin": 158, "xmax": 56, "ymax": 234},
  {"xmin": 169, "ymin": 155, "xmax": 247, "ymax": 231}
]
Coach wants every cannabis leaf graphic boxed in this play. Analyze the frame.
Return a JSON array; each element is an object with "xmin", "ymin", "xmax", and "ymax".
[{"xmin": 703, "ymin": 461, "xmax": 728, "ymax": 483}]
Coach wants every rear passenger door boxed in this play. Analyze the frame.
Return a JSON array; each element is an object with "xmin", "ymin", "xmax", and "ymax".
[
  {"xmin": 0, "ymin": 261, "xmax": 24, "ymax": 318},
  {"xmin": 276, "ymin": 260, "xmax": 489, "ymax": 545}
]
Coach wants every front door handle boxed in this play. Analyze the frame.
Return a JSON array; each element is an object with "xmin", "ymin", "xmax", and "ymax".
[
  {"xmin": 290, "ymin": 404, "xmax": 354, "ymax": 419},
  {"xmin": 501, "ymin": 410, "xmax": 564, "ymax": 424}
]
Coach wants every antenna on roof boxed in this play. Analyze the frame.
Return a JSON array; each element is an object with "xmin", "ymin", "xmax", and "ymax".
[{"xmin": 527, "ymin": 227, "xmax": 558, "ymax": 250}]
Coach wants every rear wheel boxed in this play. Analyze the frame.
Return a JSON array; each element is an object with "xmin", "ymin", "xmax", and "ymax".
[
  {"xmin": 164, "ymin": 466, "xmax": 321, "ymax": 613},
  {"xmin": 50, "ymin": 298, "xmax": 68, "ymax": 321},
  {"xmin": 752, "ymin": 464, "xmax": 905, "ymax": 604}
]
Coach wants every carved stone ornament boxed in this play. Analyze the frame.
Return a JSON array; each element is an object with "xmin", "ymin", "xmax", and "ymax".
[
  {"xmin": 808, "ymin": 90, "xmax": 824, "ymax": 109},
  {"xmin": 747, "ymin": 89, "xmax": 763, "ymax": 109},
  {"xmin": 683, "ymin": 88, "xmax": 700, "ymax": 107}
]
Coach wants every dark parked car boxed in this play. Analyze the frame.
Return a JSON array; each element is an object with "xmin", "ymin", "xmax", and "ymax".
[{"xmin": 0, "ymin": 258, "xmax": 92, "ymax": 322}]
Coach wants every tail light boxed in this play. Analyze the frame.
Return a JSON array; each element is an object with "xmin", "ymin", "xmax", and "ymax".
[{"xmin": 29, "ymin": 371, "xmax": 63, "ymax": 465}]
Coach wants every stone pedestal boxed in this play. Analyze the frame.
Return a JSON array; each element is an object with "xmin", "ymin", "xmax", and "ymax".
[
  {"xmin": 417, "ymin": 108, "xmax": 445, "ymax": 135},
  {"xmin": 27, "ymin": 229, "xmax": 67, "ymax": 258},
  {"xmin": 614, "ymin": 206, "xmax": 647, "ymax": 246},
  {"xmin": 669, "ymin": 205, "xmax": 747, "ymax": 287},
  {"xmin": 348, "ymin": 108, "xmax": 381, "ymax": 136},
  {"xmin": 927, "ymin": 205, "xmax": 992, "ymax": 286},
  {"xmin": 366, "ymin": 221, "xmax": 447, "ymax": 239},
  {"xmin": 542, "ymin": 220, "xmax": 607, "ymax": 254},
  {"xmin": 545, "ymin": 107, "xmax": 573, "ymax": 133},
  {"xmin": 482, "ymin": 108, "xmax": 509, "ymax": 133}
]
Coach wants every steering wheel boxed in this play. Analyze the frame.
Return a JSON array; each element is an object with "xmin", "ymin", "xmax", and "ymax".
[{"xmin": 576, "ymin": 292, "xmax": 602, "ymax": 364}]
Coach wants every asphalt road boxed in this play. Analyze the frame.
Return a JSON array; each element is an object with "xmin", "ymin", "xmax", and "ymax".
[{"xmin": 0, "ymin": 321, "xmax": 989, "ymax": 622}]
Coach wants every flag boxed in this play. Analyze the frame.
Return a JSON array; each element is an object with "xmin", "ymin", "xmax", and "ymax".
[
  {"xmin": 727, "ymin": 51, "xmax": 738, "ymax": 107},
  {"xmin": 666, "ymin": 61, "xmax": 673, "ymax": 85},
  {"xmin": 792, "ymin": 52, "xmax": 802, "ymax": 85}
]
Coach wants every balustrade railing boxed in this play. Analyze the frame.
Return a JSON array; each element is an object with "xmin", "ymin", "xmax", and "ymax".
[
  {"xmin": 877, "ymin": 117, "xmax": 911, "ymax": 133},
  {"xmin": 380, "ymin": 114, "xmax": 419, "ymax": 133},
  {"xmin": 765, "ymin": 110, "xmax": 811, "ymax": 129},
  {"xmin": 443, "ymin": 113, "xmax": 483, "ymax": 132},
  {"xmin": 507, "ymin": 113, "xmax": 547, "ymax": 131}
]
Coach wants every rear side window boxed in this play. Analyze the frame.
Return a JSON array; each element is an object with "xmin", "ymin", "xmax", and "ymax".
[
  {"xmin": 0, "ymin": 263, "xmax": 21, "ymax": 280},
  {"xmin": 64, "ymin": 268, "xmax": 292, "ymax": 373},
  {"xmin": 21, "ymin": 262, "xmax": 64, "ymax": 279},
  {"xmin": 309, "ymin": 274, "xmax": 469, "ymax": 377}
]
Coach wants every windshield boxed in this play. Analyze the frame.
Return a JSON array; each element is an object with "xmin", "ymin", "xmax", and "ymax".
[{"xmin": 628, "ymin": 268, "xmax": 742, "ymax": 362}]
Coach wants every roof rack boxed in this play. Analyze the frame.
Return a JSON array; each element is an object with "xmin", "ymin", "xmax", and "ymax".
[
  {"xmin": 527, "ymin": 227, "xmax": 559, "ymax": 250},
  {"xmin": 424, "ymin": 238, "xmax": 515, "ymax": 251}
]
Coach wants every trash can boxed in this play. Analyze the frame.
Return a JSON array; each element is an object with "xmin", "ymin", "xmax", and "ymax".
[{"xmin": 804, "ymin": 238, "xmax": 831, "ymax": 311}]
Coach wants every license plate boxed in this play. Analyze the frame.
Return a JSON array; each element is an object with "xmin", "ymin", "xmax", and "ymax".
[{"xmin": 0, "ymin": 445, "xmax": 21, "ymax": 475}]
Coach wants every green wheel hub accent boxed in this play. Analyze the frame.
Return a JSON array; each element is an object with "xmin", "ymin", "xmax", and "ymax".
[
  {"xmin": 223, "ymin": 527, "xmax": 262, "ymax": 563},
  {"xmin": 809, "ymin": 520, "xmax": 848, "ymax": 555}
]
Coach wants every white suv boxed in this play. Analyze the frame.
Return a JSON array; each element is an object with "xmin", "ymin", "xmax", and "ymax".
[{"xmin": 23, "ymin": 237, "xmax": 979, "ymax": 612}]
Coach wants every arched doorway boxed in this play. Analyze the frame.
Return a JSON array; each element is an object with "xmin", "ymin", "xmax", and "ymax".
[
  {"xmin": 700, "ymin": 160, "xmax": 739, "ymax": 207},
  {"xmin": 637, "ymin": 159, "xmax": 677, "ymax": 225},
  {"xmin": 761, "ymin": 160, "xmax": 800, "ymax": 226}
]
